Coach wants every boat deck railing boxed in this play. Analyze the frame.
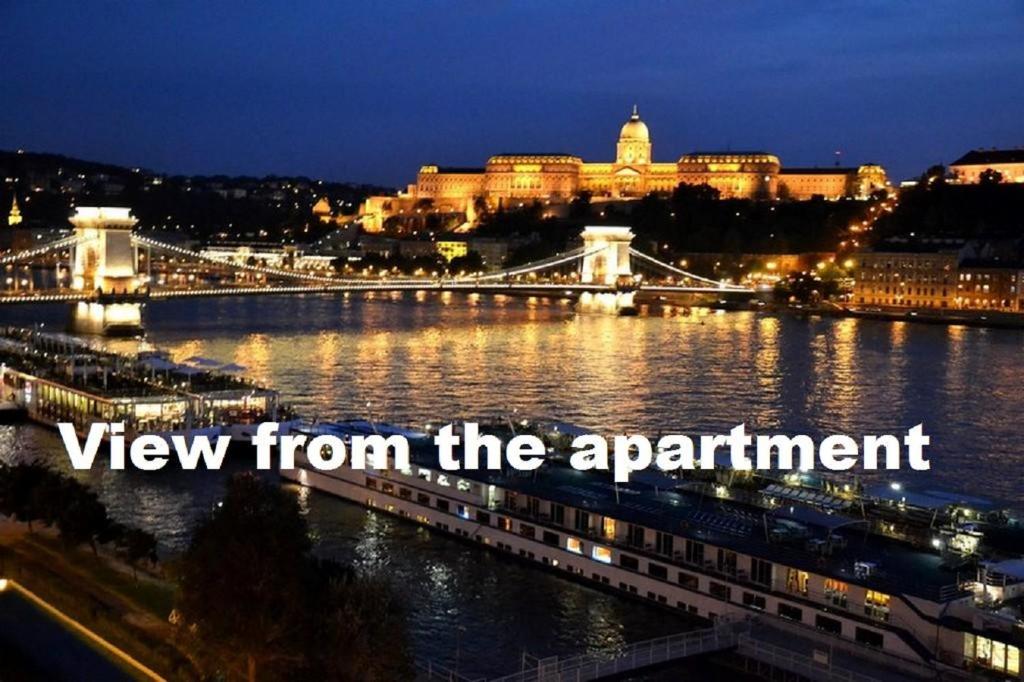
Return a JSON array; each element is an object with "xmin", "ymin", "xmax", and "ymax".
[
  {"xmin": 414, "ymin": 659, "xmax": 486, "ymax": 682},
  {"xmin": 736, "ymin": 634, "xmax": 883, "ymax": 682},
  {"xmin": 488, "ymin": 616, "xmax": 747, "ymax": 682}
]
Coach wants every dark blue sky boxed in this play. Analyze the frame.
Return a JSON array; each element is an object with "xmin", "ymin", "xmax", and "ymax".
[{"xmin": 2, "ymin": 2, "xmax": 1022, "ymax": 186}]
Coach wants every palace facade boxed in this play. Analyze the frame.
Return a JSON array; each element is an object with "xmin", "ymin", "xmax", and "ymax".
[
  {"xmin": 358, "ymin": 107, "xmax": 889, "ymax": 232},
  {"xmin": 950, "ymin": 149, "xmax": 1024, "ymax": 184}
]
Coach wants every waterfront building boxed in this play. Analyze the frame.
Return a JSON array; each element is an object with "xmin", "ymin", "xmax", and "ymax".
[
  {"xmin": 358, "ymin": 108, "xmax": 889, "ymax": 231},
  {"xmin": 955, "ymin": 261, "xmax": 1024, "ymax": 311},
  {"xmin": 854, "ymin": 239, "xmax": 1024, "ymax": 312},
  {"xmin": 854, "ymin": 246, "xmax": 959, "ymax": 309},
  {"xmin": 951, "ymin": 149, "xmax": 1024, "ymax": 184},
  {"xmin": 200, "ymin": 244, "xmax": 335, "ymax": 271},
  {"xmin": 434, "ymin": 240, "xmax": 468, "ymax": 262}
]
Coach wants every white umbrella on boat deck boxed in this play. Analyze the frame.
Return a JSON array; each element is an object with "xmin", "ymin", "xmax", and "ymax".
[
  {"xmin": 184, "ymin": 356, "xmax": 220, "ymax": 368},
  {"xmin": 173, "ymin": 364, "xmax": 204, "ymax": 387},
  {"xmin": 139, "ymin": 356, "xmax": 178, "ymax": 381},
  {"xmin": 139, "ymin": 357, "xmax": 177, "ymax": 371}
]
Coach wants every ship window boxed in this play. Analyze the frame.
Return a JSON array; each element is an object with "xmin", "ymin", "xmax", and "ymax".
[
  {"xmin": 786, "ymin": 568, "xmax": 809, "ymax": 596},
  {"xmin": 592, "ymin": 546, "xmax": 612, "ymax": 564},
  {"xmin": 742, "ymin": 592, "xmax": 765, "ymax": 610},
  {"xmin": 417, "ymin": 493, "xmax": 430, "ymax": 505},
  {"xmin": 436, "ymin": 499, "xmax": 449, "ymax": 512},
  {"xmin": 457, "ymin": 505, "xmax": 470, "ymax": 520},
  {"xmin": 627, "ymin": 524, "xmax": 644, "ymax": 547},
  {"xmin": 542, "ymin": 531, "xmax": 559, "ymax": 546},
  {"xmin": 520, "ymin": 524, "xmax": 535, "ymax": 539},
  {"xmin": 965, "ymin": 633, "xmax": 1021, "ymax": 675},
  {"xmin": 825, "ymin": 579, "xmax": 849, "ymax": 608},
  {"xmin": 574, "ymin": 510, "xmax": 590, "ymax": 533},
  {"xmin": 778, "ymin": 603, "xmax": 802, "ymax": 622},
  {"xmin": 398, "ymin": 487, "xmax": 411, "ymax": 499},
  {"xmin": 709, "ymin": 582, "xmax": 731, "ymax": 601},
  {"xmin": 855, "ymin": 627, "xmax": 884, "ymax": 648},
  {"xmin": 864, "ymin": 590, "xmax": 891, "ymax": 621},
  {"xmin": 750, "ymin": 558, "xmax": 772, "ymax": 587},
  {"xmin": 602, "ymin": 517, "xmax": 616, "ymax": 539},
  {"xmin": 365, "ymin": 477, "xmax": 377, "ymax": 489},
  {"xmin": 816, "ymin": 615, "xmax": 842, "ymax": 635},
  {"xmin": 476, "ymin": 511, "xmax": 491, "ymax": 525},
  {"xmin": 678, "ymin": 572, "xmax": 699, "ymax": 590},
  {"xmin": 648, "ymin": 563, "xmax": 668, "ymax": 580},
  {"xmin": 620, "ymin": 554, "xmax": 639, "ymax": 571},
  {"xmin": 566, "ymin": 537, "xmax": 583, "ymax": 554},
  {"xmin": 685, "ymin": 540, "xmax": 705, "ymax": 565},
  {"xmin": 717, "ymin": 549, "xmax": 737, "ymax": 576}
]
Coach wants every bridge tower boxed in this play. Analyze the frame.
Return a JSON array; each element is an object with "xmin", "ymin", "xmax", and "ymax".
[
  {"xmin": 68, "ymin": 207, "xmax": 145, "ymax": 336},
  {"xmin": 578, "ymin": 226, "xmax": 637, "ymax": 314}
]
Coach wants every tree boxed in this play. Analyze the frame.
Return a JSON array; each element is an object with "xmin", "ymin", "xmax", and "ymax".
[
  {"xmin": 0, "ymin": 463, "xmax": 54, "ymax": 532},
  {"xmin": 311, "ymin": 570, "xmax": 414, "ymax": 682},
  {"xmin": 117, "ymin": 527, "xmax": 158, "ymax": 580},
  {"xmin": 177, "ymin": 474, "xmax": 413, "ymax": 682},
  {"xmin": 979, "ymin": 168, "xmax": 1004, "ymax": 186},
  {"xmin": 55, "ymin": 485, "xmax": 110, "ymax": 555},
  {"xmin": 922, "ymin": 164, "xmax": 947, "ymax": 186},
  {"xmin": 178, "ymin": 474, "xmax": 314, "ymax": 681},
  {"xmin": 448, "ymin": 251, "xmax": 484, "ymax": 274}
]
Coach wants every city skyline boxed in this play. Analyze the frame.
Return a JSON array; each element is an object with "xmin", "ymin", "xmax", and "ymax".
[{"xmin": 1, "ymin": 2, "xmax": 1023, "ymax": 186}]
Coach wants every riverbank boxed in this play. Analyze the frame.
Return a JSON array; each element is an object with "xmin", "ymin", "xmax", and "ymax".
[
  {"xmin": 0, "ymin": 520, "xmax": 195, "ymax": 680},
  {"xmin": 754, "ymin": 301, "xmax": 1024, "ymax": 329}
]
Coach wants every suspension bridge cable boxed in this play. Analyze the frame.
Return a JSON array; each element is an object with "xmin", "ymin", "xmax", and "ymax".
[
  {"xmin": 628, "ymin": 248, "xmax": 748, "ymax": 290},
  {"xmin": 0, "ymin": 234, "xmax": 86, "ymax": 265},
  {"xmin": 467, "ymin": 246, "xmax": 598, "ymax": 282}
]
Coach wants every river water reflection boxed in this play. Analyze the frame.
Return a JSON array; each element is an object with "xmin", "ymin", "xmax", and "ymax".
[{"xmin": 0, "ymin": 293, "xmax": 1021, "ymax": 678}]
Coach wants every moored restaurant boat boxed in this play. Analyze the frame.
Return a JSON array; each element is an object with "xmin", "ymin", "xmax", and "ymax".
[{"xmin": 0, "ymin": 326, "xmax": 289, "ymax": 445}]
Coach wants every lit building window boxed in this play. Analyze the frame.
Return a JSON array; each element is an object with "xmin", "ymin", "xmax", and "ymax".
[
  {"xmin": 592, "ymin": 546, "xmax": 612, "ymax": 564},
  {"xmin": 566, "ymin": 537, "xmax": 583, "ymax": 554}
]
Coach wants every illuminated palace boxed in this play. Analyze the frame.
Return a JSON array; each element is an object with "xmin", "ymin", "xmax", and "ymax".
[{"xmin": 359, "ymin": 107, "xmax": 888, "ymax": 231}]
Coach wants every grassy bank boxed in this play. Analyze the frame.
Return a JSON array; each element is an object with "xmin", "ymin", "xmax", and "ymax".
[{"xmin": 0, "ymin": 521, "xmax": 197, "ymax": 680}]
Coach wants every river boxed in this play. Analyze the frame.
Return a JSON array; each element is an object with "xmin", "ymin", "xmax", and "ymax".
[{"xmin": 1, "ymin": 293, "xmax": 1021, "ymax": 679}]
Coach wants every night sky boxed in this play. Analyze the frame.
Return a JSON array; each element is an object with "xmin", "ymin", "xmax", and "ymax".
[{"xmin": 2, "ymin": 2, "xmax": 1022, "ymax": 186}]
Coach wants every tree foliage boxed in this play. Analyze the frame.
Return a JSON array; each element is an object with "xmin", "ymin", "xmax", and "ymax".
[
  {"xmin": 0, "ymin": 462, "xmax": 158, "ymax": 567},
  {"xmin": 177, "ymin": 474, "xmax": 413, "ymax": 682}
]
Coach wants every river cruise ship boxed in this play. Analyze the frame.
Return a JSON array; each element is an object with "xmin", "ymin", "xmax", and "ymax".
[{"xmin": 283, "ymin": 435, "xmax": 1024, "ymax": 680}]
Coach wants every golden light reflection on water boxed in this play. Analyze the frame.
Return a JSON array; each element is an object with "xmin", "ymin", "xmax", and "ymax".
[
  {"xmin": 39, "ymin": 292, "xmax": 1022, "ymax": 506},
  {"xmin": 3, "ymin": 293, "xmax": 1023, "ymax": 676}
]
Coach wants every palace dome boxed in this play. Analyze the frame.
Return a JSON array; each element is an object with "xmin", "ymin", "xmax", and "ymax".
[{"xmin": 619, "ymin": 105, "xmax": 649, "ymax": 141}]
